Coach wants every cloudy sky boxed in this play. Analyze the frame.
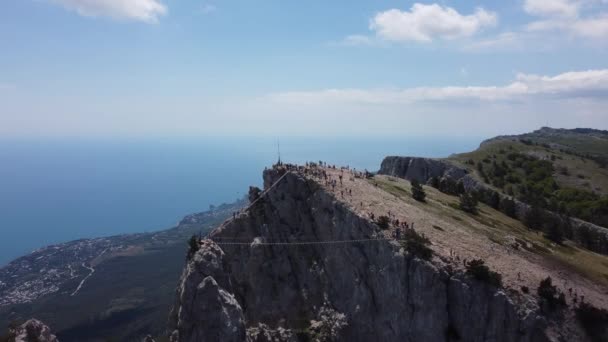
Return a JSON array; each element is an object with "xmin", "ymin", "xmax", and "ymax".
[{"xmin": 1, "ymin": 0, "xmax": 608, "ymax": 138}]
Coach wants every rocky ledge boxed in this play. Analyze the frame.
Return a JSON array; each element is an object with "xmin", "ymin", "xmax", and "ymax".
[
  {"xmin": 4, "ymin": 319, "xmax": 58, "ymax": 342},
  {"xmin": 168, "ymin": 166, "xmax": 547, "ymax": 342}
]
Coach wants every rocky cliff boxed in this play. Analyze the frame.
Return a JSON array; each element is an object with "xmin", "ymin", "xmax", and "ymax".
[
  {"xmin": 378, "ymin": 156, "xmax": 608, "ymax": 255},
  {"xmin": 379, "ymin": 156, "xmax": 468, "ymax": 184},
  {"xmin": 4, "ymin": 319, "xmax": 58, "ymax": 342},
  {"xmin": 169, "ymin": 167, "xmax": 547, "ymax": 342}
]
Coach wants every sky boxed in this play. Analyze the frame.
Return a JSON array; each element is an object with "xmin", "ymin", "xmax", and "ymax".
[{"xmin": 1, "ymin": 0, "xmax": 608, "ymax": 138}]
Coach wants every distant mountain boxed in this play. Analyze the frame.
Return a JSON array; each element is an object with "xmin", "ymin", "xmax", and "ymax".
[{"xmin": 0, "ymin": 199, "xmax": 244, "ymax": 342}]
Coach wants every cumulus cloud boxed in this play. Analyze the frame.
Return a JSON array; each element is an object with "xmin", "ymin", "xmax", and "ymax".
[
  {"xmin": 268, "ymin": 69, "xmax": 608, "ymax": 105},
  {"xmin": 369, "ymin": 3, "xmax": 497, "ymax": 42},
  {"xmin": 523, "ymin": 0, "xmax": 608, "ymax": 39},
  {"xmin": 526, "ymin": 15, "xmax": 608, "ymax": 38},
  {"xmin": 464, "ymin": 31, "xmax": 524, "ymax": 51},
  {"xmin": 524, "ymin": 0, "xmax": 580, "ymax": 17},
  {"xmin": 49, "ymin": 0, "xmax": 167, "ymax": 23}
]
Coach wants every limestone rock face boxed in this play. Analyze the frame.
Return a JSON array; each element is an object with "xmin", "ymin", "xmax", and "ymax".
[
  {"xmin": 142, "ymin": 335, "xmax": 156, "ymax": 342},
  {"xmin": 379, "ymin": 156, "xmax": 467, "ymax": 184},
  {"xmin": 9, "ymin": 319, "xmax": 58, "ymax": 342},
  {"xmin": 168, "ymin": 241, "xmax": 246, "ymax": 342},
  {"xmin": 169, "ymin": 169, "xmax": 548, "ymax": 342}
]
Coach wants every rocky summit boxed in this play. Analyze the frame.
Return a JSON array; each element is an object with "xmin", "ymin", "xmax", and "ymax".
[{"xmin": 169, "ymin": 165, "xmax": 549, "ymax": 342}]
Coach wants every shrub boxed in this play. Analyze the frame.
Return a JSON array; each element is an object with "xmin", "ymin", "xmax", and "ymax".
[
  {"xmin": 248, "ymin": 186, "xmax": 262, "ymax": 203},
  {"xmin": 544, "ymin": 223, "xmax": 565, "ymax": 244},
  {"xmin": 537, "ymin": 277, "xmax": 566, "ymax": 313},
  {"xmin": 445, "ymin": 323, "xmax": 461, "ymax": 340},
  {"xmin": 400, "ymin": 229, "xmax": 433, "ymax": 261},
  {"xmin": 521, "ymin": 286, "xmax": 530, "ymax": 294},
  {"xmin": 187, "ymin": 235, "xmax": 200, "ymax": 260},
  {"xmin": 576, "ymin": 302, "xmax": 608, "ymax": 342},
  {"xmin": 499, "ymin": 198, "xmax": 517, "ymax": 218},
  {"xmin": 376, "ymin": 215, "xmax": 390, "ymax": 230},
  {"xmin": 459, "ymin": 193, "xmax": 478, "ymax": 214},
  {"xmin": 465, "ymin": 259, "xmax": 502, "ymax": 288},
  {"xmin": 429, "ymin": 176, "xmax": 440, "ymax": 189},
  {"xmin": 524, "ymin": 206, "xmax": 545, "ymax": 230},
  {"xmin": 411, "ymin": 179, "xmax": 426, "ymax": 202}
]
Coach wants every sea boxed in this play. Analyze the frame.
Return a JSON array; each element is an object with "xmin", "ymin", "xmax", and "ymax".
[{"xmin": 0, "ymin": 136, "xmax": 482, "ymax": 265}]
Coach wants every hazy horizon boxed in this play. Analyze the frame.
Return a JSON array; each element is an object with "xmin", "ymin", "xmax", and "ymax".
[
  {"xmin": 0, "ymin": 135, "xmax": 482, "ymax": 265},
  {"xmin": 2, "ymin": 1, "xmax": 608, "ymax": 138}
]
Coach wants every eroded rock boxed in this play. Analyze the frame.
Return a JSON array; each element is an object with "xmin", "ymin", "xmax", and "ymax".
[{"xmin": 169, "ymin": 168, "xmax": 548, "ymax": 342}]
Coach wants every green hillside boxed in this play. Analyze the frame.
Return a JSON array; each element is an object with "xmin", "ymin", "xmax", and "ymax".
[{"xmin": 449, "ymin": 128, "xmax": 608, "ymax": 229}]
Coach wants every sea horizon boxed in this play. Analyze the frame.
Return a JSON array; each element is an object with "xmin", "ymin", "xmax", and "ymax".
[{"xmin": 0, "ymin": 135, "xmax": 483, "ymax": 265}]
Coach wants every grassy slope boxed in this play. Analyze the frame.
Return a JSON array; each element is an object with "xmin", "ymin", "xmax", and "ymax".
[
  {"xmin": 373, "ymin": 175, "xmax": 608, "ymax": 288},
  {"xmin": 450, "ymin": 138, "xmax": 608, "ymax": 196}
]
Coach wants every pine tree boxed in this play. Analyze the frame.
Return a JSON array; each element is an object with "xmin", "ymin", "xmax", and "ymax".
[
  {"xmin": 411, "ymin": 179, "xmax": 426, "ymax": 202},
  {"xmin": 187, "ymin": 235, "xmax": 200, "ymax": 260},
  {"xmin": 459, "ymin": 193, "xmax": 478, "ymax": 214}
]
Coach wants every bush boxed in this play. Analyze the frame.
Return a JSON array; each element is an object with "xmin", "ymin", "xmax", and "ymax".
[
  {"xmin": 187, "ymin": 235, "xmax": 200, "ymax": 260},
  {"xmin": 544, "ymin": 223, "xmax": 565, "ymax": 244},
  {"xmin": 576, "ymin": 302, "xmax": 608, "ymax": 342},
  {"xmin": 376, "ymin": 215, "xmax": 390, "ymax": 230},
  {"xmin": 445, "ymin": 323, "xmax": 461, "ymax": 340},
  {"xmin": 521, "ymin": 286, "xmax": 530, "ymax": 294},
  {"xmin": 499, "ymin": 198, "xmax": 517, "ymax": 218},
  {"xmin": 459, "ymin": 193, "xmax": 478, "ymax": 214},
  {"xmin": 400, "ymin": 229, "xmax": 433, "ymax": 261},
  {"xmin": 537, "ymin": 277, "xmax": 566, "ymax": 313},
  {"xmin": 524, "ymin": 206, "xmax": 545, "ymax": 230},
  {"xmin": 429, "ymin": 176, "xmax": 440, "ymax": 189},
  {"xmin": 465, "ymin": 259, "xmax": 502, "ymax": 288},
  {"xmin": 411, "ymin": 179, "xmax": 426, "ymax": 202}
]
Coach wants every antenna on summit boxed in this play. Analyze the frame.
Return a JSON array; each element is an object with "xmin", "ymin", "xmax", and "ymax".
[{"xmin": 276, "ymin": 138, "xmax": 282, "ymax": 166}]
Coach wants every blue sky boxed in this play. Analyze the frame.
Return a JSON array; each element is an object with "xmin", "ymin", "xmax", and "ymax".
[{"xmin": 1, "ymin": 0, "xmax": 608, "ymax": 138}]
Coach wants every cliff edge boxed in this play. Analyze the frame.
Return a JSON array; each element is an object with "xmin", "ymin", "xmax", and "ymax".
[{"xmin": 168, "ymin": 166, "xmax": 547, "ymax": 342}]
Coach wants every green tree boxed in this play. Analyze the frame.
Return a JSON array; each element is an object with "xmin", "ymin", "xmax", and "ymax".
[
  {"xmin": 465, "ymin": 259, "xmax": 502, "ymax": 287},
  {"xmin": 400, "ymin": 229, "xmax": 433, "ymax": 260},
  {"xmin": 537, "ymin": 277, "xmax": 566, "ymax": 313},
  {"xmin": 500, "ymin": 197, "xmax": 517, "ymax": 218},
  {"xmin": 187, "ymin": 235, "xmax": 200, "ymax": 260},
  {"xmin": 524, "ymin": 206, "xmax": 544, "ymax": 230},
  {"xmin": 376, "ymin": 215, "xmax": 390, "ymax": 230},
  {"xmin": 411, "ymin": 179, "xmax": 426, "ymax": 202},
  {"xmin": 459, "ymin": 193, "xmax": 478, "ymax": 214}
]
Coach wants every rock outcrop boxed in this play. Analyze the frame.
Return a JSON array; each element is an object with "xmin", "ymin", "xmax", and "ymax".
[
  {"xmin": 379, "ymin": 156, "xmax": 467, "ymax": 184},
  {"xmin": 6, "ymin": 319, "xmax": 58, "ymax": 342},
  {"xmin": 169, "ymin": 167, "xmax": 548, "ymax": 342}
]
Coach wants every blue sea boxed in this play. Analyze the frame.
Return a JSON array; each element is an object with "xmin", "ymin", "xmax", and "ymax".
[{"xmin": 0, "ymin": 136, "xmax": 482, "ymax": 265}]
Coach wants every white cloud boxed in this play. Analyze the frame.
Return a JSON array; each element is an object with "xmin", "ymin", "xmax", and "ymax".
[
  {"xmin": 49, "ymin": 0, "xmax": 167, "ymax": 23},
  {"xmin": 369, "ymin": 3, "xmax": 497, "ymax": 42},
  {"xmin": 341, "ymin": 35, "xmax": 375, "ymax": 46},
  {"xmin": 464, "ymin": 31, "xmax": 524, "ymax": 51},
  {"xmin": 526, "ymin": 15, "xmax": 608, "ymax": 38},
  {"xmin": 523, "ymin": 0, "xmax": 608, "ymax": 39},
  {"xmin": 268, "ymin": 69, "xmax": 608, "ymax": 105},
  {"xmin": 524, "ymin": 0, "xmax": 580, "ymax": 17}
]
